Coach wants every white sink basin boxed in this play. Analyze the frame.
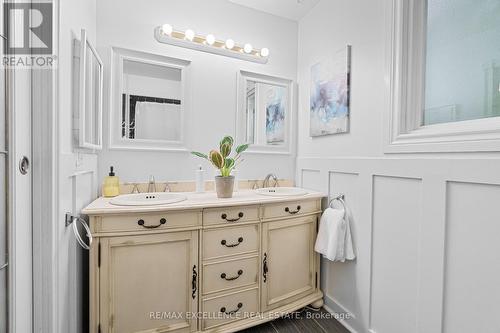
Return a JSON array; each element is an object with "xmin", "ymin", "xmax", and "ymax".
[
  {"xmin": 109, "ymin": 192, "xmax": 187, "ymax": 206},
  {"xmin": 255, "ymin": 187, "xmax": 308, "ymax": 197}
]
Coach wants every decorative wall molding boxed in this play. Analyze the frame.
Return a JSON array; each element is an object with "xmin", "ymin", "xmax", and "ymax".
[{"xmin": 298, "ymin": 156, "xmax": 500, "ymax": 333}]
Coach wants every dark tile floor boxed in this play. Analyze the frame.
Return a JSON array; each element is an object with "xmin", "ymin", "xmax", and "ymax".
[{"xmin": 240, "ymin": 308, "xmax": 351, "ymax": 333}]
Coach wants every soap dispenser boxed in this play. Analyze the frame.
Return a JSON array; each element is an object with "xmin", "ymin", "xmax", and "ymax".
[
  {"xmin": 195, "ymin": 165, "xmax": 205, "ymax": 193},
  {"xmin": 103, "ymin": 166, "xmax": 120, "ymax": 197}
]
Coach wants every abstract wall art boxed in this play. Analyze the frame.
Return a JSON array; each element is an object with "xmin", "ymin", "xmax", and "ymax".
[{"xmin": 310, "ymin": 45, "xmax": 351, "ymax": 137}]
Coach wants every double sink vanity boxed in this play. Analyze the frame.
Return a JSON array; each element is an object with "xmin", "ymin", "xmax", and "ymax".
[{"xmin": 83, "ymin": 186, "xmax": 325, "ymax": 333}]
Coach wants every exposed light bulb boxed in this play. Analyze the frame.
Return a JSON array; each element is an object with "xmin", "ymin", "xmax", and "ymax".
[
  {"xmin": 206, "ymin": 34, "xmax": 216, "ymax": 45},
  {"xmin": 225, "ymin": 39, "xmax": 235, "ymax": 50},
  {"xmin": 243, "ymin": 43, "xmax": 253, "ymax": 54},
  {"xmin": 162, "ymin": 24, "xmax": 173, "ymax": 35},
  {"xmin": 260, "ymin": 47, "xmax": 269, "ymax": 57},
  {"xmin": 185, "ymin": 29, "xmax": 195, "ymax": 41}
]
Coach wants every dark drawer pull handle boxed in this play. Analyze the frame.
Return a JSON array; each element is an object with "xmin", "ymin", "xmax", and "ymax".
[
  {"xmin": 137, "ymin": 218, "xmax": 167, "ymax": 229},
  {"xmin": 221, "ymin": 212, "xmax": 244, "ymax": 222},
  {"xmin": 220, "ymin": 302, "xmax": 243, "ymax": 315},
  {"xmin": 221, "ymin": 237, "xmax": 244, "ymax": 247},
  {"xmin": 191, "ymin": 265, "xmax": 197, "ymax": 299},
  {"xmin": 220, "ymin": 269, "xmax": 243, "ymax": 281},
  {"xmin": 263, "ymin": 252, "xmax": 268, "ymax": 283},
  {"xmin": 284, "ymin": 205, "xmax": 301, "ymax": 214}
]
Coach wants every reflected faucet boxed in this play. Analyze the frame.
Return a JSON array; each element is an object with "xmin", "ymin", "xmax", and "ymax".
[
  {"xmin": 147, "ymin": 175, "xmax": 157, "ymax": 193},
  {"xmin": 263, "ymin": 173, "xmax": 279, "ymax": 188}
]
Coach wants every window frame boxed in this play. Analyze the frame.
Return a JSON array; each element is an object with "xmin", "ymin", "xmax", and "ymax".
[{"xmin": 384, "ymin": 0, "xmax": 500, "ymax": 153}]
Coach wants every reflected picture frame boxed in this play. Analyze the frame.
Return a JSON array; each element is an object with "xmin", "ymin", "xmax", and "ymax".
[{"xmin": 236, "ymin": 70, "xmax": 295, "ymax": 155}]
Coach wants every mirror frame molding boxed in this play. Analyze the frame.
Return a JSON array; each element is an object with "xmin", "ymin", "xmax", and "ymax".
[
  {"xmin": 77, "ymin": 29, "xmax": 103, "ymax": 150},
  {"xmin": 236, "ymin": 70, "xmax": 295, "ymax": 155},
  {"xmin": 109, "ymin": 47, "xmax": 191, "ymax": 151}
]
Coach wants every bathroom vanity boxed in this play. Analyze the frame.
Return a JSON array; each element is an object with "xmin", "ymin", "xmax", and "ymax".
[{"xmin": 83, "ymin": 189, "xmax": 324, "ymax": 333}]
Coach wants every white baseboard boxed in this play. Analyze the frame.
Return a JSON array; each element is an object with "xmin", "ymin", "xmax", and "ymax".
[{"xmin": 323, "ymin": 295, "xmax": 359, "ymax": 333}]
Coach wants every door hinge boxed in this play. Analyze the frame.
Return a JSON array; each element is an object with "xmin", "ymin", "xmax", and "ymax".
[
  {"xmin": 315, "ymin": 272, "xmax": 318, "ymax": 289},
  {"xmin": 316, "ymin": 217, "xmax": 319, "ymax": 233},
  {"xmin": 98, "ymin": 242, "xmax": 101, "ymax": 267}
]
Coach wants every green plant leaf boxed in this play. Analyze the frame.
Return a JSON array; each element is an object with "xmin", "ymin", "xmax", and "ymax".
[
  {"xmin": 220, "ymin": 142, "xmax": 232, "ymax": 157},
  {"xmin": 208, "ymin": 150, "xmax": 224, "ymax": 169},
  {"xmin": 191, "ymin": 151, "xmax": 208, "ymax": 160},
  {"xmin": 220, "ymin": 135, "xmax": 234, "ymax": 147},
  {"xmin": 224, "ymin": 158, "xmax": 235, "ymax": 169},
  {"xmin": 235, "ymin": 143, "xmax": 249, "ymax": 154}
]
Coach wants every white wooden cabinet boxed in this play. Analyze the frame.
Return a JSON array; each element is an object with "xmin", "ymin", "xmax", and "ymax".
[{"xmin": 87, "ymin": 196, "xmax": 323, "ymax": 333}]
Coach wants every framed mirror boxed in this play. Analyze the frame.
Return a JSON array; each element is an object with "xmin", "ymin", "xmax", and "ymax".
[
  {"xmin": 236, "ymin": 71, "xmax": 294, "ymax": 154},
  {"xmin": 76, "ymin": 29, "xmax": 103, "ymax": 150},
  {"xmin": 110, "ymin": 47, "xmax": 191, "ymax": 151}
]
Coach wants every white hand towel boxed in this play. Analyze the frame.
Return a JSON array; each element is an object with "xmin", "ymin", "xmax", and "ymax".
[{"xmin": 314, "ymin": 207, "xmax": 355, "ymax": 262}]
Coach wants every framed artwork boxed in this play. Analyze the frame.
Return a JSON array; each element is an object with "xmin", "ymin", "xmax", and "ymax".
[
  {"xmin": 265, "ymin": 85, "xmax": 286, "ymax": 144},
  {"xmin": 310, "ymin": 45, "xmax": 351, "ymax": 137}
]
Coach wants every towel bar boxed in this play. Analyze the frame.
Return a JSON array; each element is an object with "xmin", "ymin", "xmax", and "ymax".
[{"xmin": 329, "ymin": 194, "xmax": 347, "ymax": 218}]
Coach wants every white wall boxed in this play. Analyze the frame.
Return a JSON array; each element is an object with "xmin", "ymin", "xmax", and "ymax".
[
  {"xmin": 97, "ymin": 0, "xmax": 298, "ymax": 185},
  {"xmin": 297, "ymin": 1, "xmax": 500, "ymax": 333},
  {"xmin": 58, "ymin": 0, "xmax": 98, "ymax": 332}
]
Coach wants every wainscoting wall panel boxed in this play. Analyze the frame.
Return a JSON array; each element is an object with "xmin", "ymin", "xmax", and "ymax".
[
  {"xmin": 326, "ymin": 172, "xmax": 360, "ymax": 319},
  {"xmin": 443, "ymin": 182, "xmax": 500, "ymax": 333},
  {"xmin": 301, "ymin": 169, "xmax": 323, "ymax": 191},
  {"xmin": 370, "ymin": 176, "xmax": 421, "ymax": 333},
  {"xmin": 297, "ymin": 157, "xmax": 500, "ymax": 333}
]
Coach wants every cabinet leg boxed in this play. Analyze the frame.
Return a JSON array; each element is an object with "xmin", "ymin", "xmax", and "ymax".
[{"xmin": 310, "ymin": 298, "xmax": 324, "ymax": 309}]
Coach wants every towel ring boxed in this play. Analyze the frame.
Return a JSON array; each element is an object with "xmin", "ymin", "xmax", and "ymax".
[
  {"xmin": 329, "ymin": 194, "xmax": 347, "ymax": 218},
  {"xmin": 66, "ymin": 213, "xmax": 93, "ymax": 250}
]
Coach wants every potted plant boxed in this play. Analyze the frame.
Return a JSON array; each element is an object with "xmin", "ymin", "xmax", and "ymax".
[{"xmin": 192, "ymin": 136, "xmax": 249, "ymax": 198}]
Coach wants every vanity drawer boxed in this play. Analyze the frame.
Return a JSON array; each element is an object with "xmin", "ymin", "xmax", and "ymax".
[
  {"xmin": 202, "ymin": 288, "xmax": 259, "ymax": 330},
  {"xmin": 203, "ymin": 256, "xmax": 258, "ymax": 295},
  {"xmin": 262, "ymin": 199, "xmax": 320, "ymax": 220},
  {"xmin": 98, "ymin": 211, "xmax": 201, "ymax": 233},
  {"xmin": 203, "ymin": 206, "xmax": 259, "ymax": 226},
  {"xmin": 203, "ymin": 225, "xmax": 259, "ymax": 260}
]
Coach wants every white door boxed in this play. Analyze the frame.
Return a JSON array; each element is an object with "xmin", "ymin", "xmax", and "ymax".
[
  {"xmin": 0, "ymin": 27, "xmax": 8, "ymax": 333},
  {"xmin": 3, "ymin": 5, "xmax": 33, "ymax": 332}
]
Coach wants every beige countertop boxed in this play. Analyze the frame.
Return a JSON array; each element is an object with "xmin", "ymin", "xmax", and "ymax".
[{"xmin": 82, "ymin": 189, "xmax": 325, "ymax": 215}]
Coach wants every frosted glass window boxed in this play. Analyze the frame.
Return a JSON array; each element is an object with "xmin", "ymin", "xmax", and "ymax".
[{"xmin": 424, "ymin": 0, "xmax": 500, "ymax": 125}]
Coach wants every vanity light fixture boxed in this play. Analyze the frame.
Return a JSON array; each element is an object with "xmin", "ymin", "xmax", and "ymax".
[
  {"xmin": 154, "ymin": 24, "xmax": 269, "ymax": 64},
  {"xmin": 161, "ymin": 24, "xmax": 173, "ymax": 36},
  {"xmin": 184, "ymin": 29, "xmax": 195, "ymax": 41},
  {"xmin": 225, "ymin": 38, "xmax": 235, "ymax": 50},
  {"xmin": 205, "ymin": 34, "xmax": 216, "ymax": 45},
  {"xmin": 243, "ymin": 43, "xmax": 253, "ymax": 54}
]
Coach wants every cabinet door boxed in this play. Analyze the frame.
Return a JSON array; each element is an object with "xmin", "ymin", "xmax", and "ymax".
[
  {"xmin": 261, "ymin": 216, "xmax": 317, "ymax": 311},
  {"xmin": 99, "ymin": 231, "xmax": 198, "ymax": 333}
]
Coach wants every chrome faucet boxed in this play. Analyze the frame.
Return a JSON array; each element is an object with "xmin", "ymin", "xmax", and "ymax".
[
  {"xmin": 131, "ymin": 183, "xmax": 140, "ymax": 194},
  {"xmin": 263, "ymin": 173, "xmax": 279, "ymax": 188},
  {"xmin": 124, "ymin": 182, "xmax": 140, "ymax": 193},
  {"xmin": 147, "ymin": 175, "xmax": 157, "ymax": 193}
]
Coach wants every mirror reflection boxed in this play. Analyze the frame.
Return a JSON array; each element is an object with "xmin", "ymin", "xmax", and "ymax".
[
  {"xmin": 245, "ymin": 80, "xmax": 287, "ymax": 146},
  {"xmin": 121, "ymin": 59, "xmax": 182, "ymax": 141},
  {"xmin": 85, "ymin": 44, "xmax": 102, "ymax": 146}
]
